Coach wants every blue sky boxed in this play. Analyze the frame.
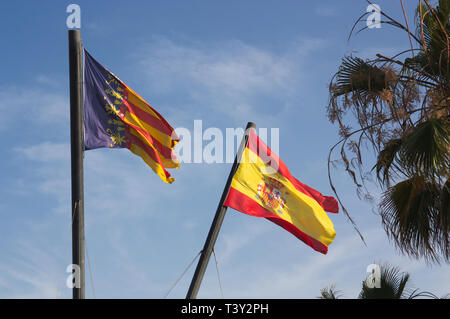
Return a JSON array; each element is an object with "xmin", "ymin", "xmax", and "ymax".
[{"xmin": 0, "ymin": 0, "xmax": 449, "ymax": 298}]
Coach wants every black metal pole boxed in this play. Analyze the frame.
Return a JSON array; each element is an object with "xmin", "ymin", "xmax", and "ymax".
[
  {"xmin": 186, "ymin": 122, "xmax": 256, "ymax": 299},
  {"xmin": 68, "ymin": 29, "xmax": 85, "ymax": 299}
]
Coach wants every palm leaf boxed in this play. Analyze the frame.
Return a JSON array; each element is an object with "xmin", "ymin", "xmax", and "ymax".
[
  {"xmin": 438, "ymin": 178, "xmax": 450, "ymax": 260},
  {"xmin": 318, "ymin": 285, "xmax": 343, "ymax": 299},
  {"xmin": 440, "ymin": 179, "xmax": 450, "ymax": 223},
  {"xmin": 359, "ymin": 264, "xmax": 410, "ymax": 299},
  {"xmin": 414, "ymin": 0, "xmax": 450, "ymax": 81},
  {"xmin": 333, "ymin": 56, "xmax": 390, "ymax": 98},
  {"xmin": 374, "ymin": 138, "xmax": 403, "ymax": 186},
  {"xmin": 380, "ymin": 175, "xmax": 442, "ymax": 262},
  {"xmin": 399, "ymin": 118, "xmax": 449, "ymax": 180}
]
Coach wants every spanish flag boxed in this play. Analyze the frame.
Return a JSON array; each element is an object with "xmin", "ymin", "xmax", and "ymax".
[
  {"xmin": 83, "ymin": 50, "xmax": 179, "ymax": 183},
  {"xmin": 224, "ymin": 129, "xmax": 338, "ymax": 254}
]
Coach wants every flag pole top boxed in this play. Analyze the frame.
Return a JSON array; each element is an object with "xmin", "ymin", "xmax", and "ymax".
[
  {"xmin": 246, "ymin": 122, "xmax": 256, "ymax": 130},
  {"xmin": 68, "ymin": 29, "xmax": 81, "ymax": 39}
]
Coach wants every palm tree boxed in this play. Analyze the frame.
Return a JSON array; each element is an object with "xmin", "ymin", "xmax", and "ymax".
[
  {"xmin": 359, "ymin": 264, "xmax": 421, "ymax": 299},
  {"xmin": 318, "ymin": 263, "xmax": 444, "ymax": 299},
  {"xmin": 318, "ymin": 285, "xmax": 343, "ymax": 299},
  {"xmin": 327, "ymin": 0, "xmax": 449, "ymax": 263}
]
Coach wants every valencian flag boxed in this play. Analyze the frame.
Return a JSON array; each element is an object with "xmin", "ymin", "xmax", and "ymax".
[
  {"xmin": 224, "ymin": 129, "xmax": 339, "ymax": 254},
  {"xmin": 83, "ymin": 50, "xmax": 179, "ymax": 183}
]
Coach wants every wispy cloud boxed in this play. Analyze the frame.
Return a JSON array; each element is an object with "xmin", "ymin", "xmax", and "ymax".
[
  {"xmin": 15, "ymin": 142, "xmax": 69, "ymax": 162},
  {"xmin": 13, "ymin": 142, "xmax": 70, "ymax": 215},
  {"xmin": 0, "ymin": 240, "xmax": 63, "ymax": 298},
  {"xmin": 0, "ymin": 86, "xmax": 68, "ymax": 131},
  {"xmin": 127, "ymin": 37, "xmax": 325, "ymax": 127},
  {"xmin": 218, "ymin": 220, "xmax": 270, "ymax": 264}
]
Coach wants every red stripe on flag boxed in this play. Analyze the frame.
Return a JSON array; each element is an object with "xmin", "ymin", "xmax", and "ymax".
[
  {"xmin": 122, "ymin": 83, "xmax": 180, "ymax": 143},
  {"xmin": 125, "ymin": 129, "xmax": 172, "ymax": 180},
  {"xmin": 267, "ymin": 217, "xmax": 328, "ymax": 254},
  {"xmin": 224, "ymin": 187, "xmax": 328, "ymax": 254},
  {"xmin": 125, "ymin": 99, "xmax": 175, "ymax": 137},
  {"xmin": 120, "ymin": 106, "xmax": 177, "ymax": 161}
]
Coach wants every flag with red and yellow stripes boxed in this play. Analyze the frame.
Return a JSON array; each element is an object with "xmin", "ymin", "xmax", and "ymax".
[
  {"xmin": 83, "ymin": 49, "xmax": 179, "ymax": 183},
  {"xmin": 224, "ymin": 129, "xmax": 338, "ymax": 254}
]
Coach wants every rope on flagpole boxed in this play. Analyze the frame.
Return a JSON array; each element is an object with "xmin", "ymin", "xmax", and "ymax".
[
  {"xmin": 85, "ymin": 238, "xmax": 96, "ymax": 298},
  {"xmin": 56, "ymin": 201, "xmax": 78, "ymax": 298},
  {"xmin": 56, "ymin": 200, "xmax": 95, "ymax": 299},
  {"xmin": 163, "ymin": 250, "xmax": 202, "ymax": 298},
  {"xmin": 212, "ymin": 249, "xmax": 224, "ymax": 298}
]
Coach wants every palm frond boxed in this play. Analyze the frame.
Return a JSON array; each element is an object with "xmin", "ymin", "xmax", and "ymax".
[
  {"xmin": 409, "ymin": 289, "xmax": 440, "ymax": 299},
  {"xmin": 333, "ymin": 57, "xmax": 391, "ymax": 98},
  {"xmin": 374, "ymin": 138, "xmax": 403, "ymax": 186},
  {"xmin": 318, "ymin": 285, "xmax": 343, "ymax": 299},
  {"xmin": 359, "ymin": 264, "xmax": 411, "ymax": 299},
  {"xmin": 414, "ymin": 0, "xmax": 450, "ymax": 82},
  {"xmin": 399, "ymin": 118, "xmax": 450, "ymax": 181},
  {"xmin": 438, "ymin": 178, "xmax": 450, "ymax": 260},
  {"xmin": 379, "ymin": 175, "xmax": 444, "ymax": 263}
]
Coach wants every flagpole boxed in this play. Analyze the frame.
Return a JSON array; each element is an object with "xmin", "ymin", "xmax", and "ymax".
[
  {"xmin": 186, "ymin": 122, "xmax": 256, "ymax": 299},
  {"xmin": 68, "ymin": 29, "xmax": 85, "ymax": 299}
]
